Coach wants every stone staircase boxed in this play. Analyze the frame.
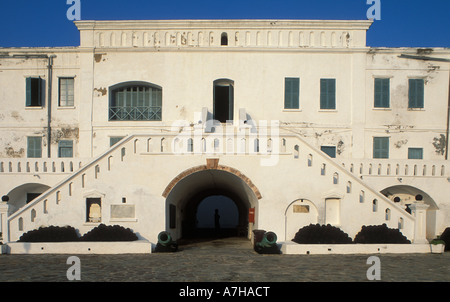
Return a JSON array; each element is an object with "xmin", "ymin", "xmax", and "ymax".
[{"xmin": 3, "ymin": 129, "xmax": 426, "ymax": 243}]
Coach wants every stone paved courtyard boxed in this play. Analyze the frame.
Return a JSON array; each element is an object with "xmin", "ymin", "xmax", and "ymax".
[{"xmin": 0, "ymin": 237, "xmax": 448, "ymax": 283}]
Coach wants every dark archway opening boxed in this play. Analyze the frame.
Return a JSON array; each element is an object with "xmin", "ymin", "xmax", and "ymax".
[{"xmin": 181, "ymin": 189, "xmax": 248, "ymax": 241}]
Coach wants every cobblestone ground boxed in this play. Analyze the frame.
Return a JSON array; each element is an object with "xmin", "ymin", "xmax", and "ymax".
[{"xmin": 0, "ymin": 237, "xmax": 448, "ymax": 282}]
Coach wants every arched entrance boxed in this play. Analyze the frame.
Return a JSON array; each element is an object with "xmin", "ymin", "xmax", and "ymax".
[
  {"xmin": 381, "ymin": 185, "xmax": 439, "ymax": 240},
  {"xmin": 163, "ymin": 163, "xmax": 261, "ymax": 241},
  {"xmin": 6, "ymin": 183, "xmax": 51, "ymax": 215}
]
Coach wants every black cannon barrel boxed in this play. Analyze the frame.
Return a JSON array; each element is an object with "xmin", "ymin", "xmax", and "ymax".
[
  {"xmin": 158, "ymin": 231, "xmax": 173, "ymax": 246},
  {"xmin": 155, "ymin": 231, "xmax": 178, "ymax": 253}
]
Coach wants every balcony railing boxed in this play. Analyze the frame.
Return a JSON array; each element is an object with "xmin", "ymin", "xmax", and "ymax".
[{"xmin": 109, "ymin": 106, "xmax": 162, "ymax": 121}]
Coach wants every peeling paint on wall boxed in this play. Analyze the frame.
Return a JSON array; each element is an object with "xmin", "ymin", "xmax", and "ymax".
[
  {"xmin": 94, "ymin": 87, "xmax": 107, "ymax": 96},
  {"xmin": 4, "ymin": 146, "xmax": 24, "ymax": 158},
  {"xmin": 51, "ymin": 126, "xmax": 80, "ymax": 144},
  {"xmin": 94, "ymin": 53, "xmax": 107, "ymax": 63},
  {"xmin": 432, "ymin": 134, "xmax": 446, "ymax": 155},
  {"xmin": 394, "ymin": 139, "xmax": 408, "ymax": 148}
]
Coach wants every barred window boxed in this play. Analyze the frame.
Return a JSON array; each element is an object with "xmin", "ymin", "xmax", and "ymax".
[{"xmin": 109, "ymin": 82, "xmax": 162, "ymax": 121}]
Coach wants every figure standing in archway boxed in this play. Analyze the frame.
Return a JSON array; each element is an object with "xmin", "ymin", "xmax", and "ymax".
[{"xmin": 214, "ymin": 209, "xmax": 220, "ymax": 233}]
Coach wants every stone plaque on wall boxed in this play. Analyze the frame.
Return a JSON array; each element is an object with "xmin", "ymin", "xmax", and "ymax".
[
  {"xmin": 111, "ymin": 204, "xmax": 135, "ymax": 219},
  {"xmin": 293, "ymin": 205, "xmax": 310, "ymax": 213}
]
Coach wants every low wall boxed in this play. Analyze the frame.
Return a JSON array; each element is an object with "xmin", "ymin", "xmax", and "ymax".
[
  {"xmin": 2, "ymin": 240, "xmax": 153, "ymax": 254},
  {"xmin": 280, "ymin": 241, "xmax": 432, "ymax": 254}
]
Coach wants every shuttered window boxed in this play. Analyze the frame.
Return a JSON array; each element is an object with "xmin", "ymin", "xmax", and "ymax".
[
  {"xmin": 373, "ymin": 137, "xmax": 389, "ymax": 159},
  {"xmin": 374, "ymin": 78, "xmax": 390, "ymax": 108},
  {"xmin": 27, "ymin": 137, "xmax": 42, "ymax": 158},
  {"xmin": 320, "ymin": 79, "xmax": 336, "ymax": 109},
  {"xmin": 284, "ymin": 78, "xmax": 299, "ymax": 109},
  {"xmin": 26, "ymin": 77, "xmax": 43, "ymax": 107},
  {"xmin": 408, "ymin": 79, "xmax": 424, "ymax": 108},
  {"xmin": 58, "ymin": 140, "xmax": 73, "ymax": 158}
]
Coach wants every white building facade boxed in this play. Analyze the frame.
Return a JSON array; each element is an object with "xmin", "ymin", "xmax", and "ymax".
[{"xmin": 0, "ymin": 20, "xmax": 449, "ymax": 247}]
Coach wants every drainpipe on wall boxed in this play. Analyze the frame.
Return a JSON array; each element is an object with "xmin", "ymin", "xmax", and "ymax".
[
  {"xmin": 446, "ymin": 70, "xmax": 450, "ymax": 160},
  {"xmin": 47, "ymin": 56, "xmax": 56, "ymax": 158},
  {"xmin": 398, "ymin": 54, "xmax": 450, "ymax": 160},
  {"xmin": 2, "ymin": 54, "xmax": 57, "ymax": 158}
]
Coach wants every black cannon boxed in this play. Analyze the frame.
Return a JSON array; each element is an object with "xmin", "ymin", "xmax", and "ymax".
[
  {"xmin": 254, "ymin": 231, "xmax": 280, "ymax": 254},
  {"xmin": 154, "ymin": 231, "xmax": 178, "ymax": 253}
]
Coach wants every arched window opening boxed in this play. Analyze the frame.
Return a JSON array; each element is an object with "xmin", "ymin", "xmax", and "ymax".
[
  {"xmin": 373, "ymin": 199, "xmax": 378, "ymax": 212},
  {"xmin": 333, "ymin": 172, "xmax": 339, "ymax": 184},
  {"xmin": 109, "ymin": 81, "xmax": 162, "ymax": 121},
  {"xmin": 221, "ymin": 32, "xmax": 228, "ymax": 46},
  {"xmin": 385, "ymin": 208, "xmax": 391, "ymax": 221}
]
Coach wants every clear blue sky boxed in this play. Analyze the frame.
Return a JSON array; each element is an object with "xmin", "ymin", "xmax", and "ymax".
[{"xmin": 0, "ymin": 0, "xmax": 449, "ymax": 48}]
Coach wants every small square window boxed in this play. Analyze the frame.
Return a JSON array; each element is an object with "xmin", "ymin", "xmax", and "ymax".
[
  {"xmin": 321, "ymin": 146, "xmax": 336, "ymax": 158},
  {"xmin": 58, "ymin": 140, "xmax": 73, "ymax": 158},
  {"xmin": 110, "ymin": 137, "xmax": 125, "ymax": 147},
  {"xmin": 408, "ymin": 148, "xmax": 423, "ymax": 159}
]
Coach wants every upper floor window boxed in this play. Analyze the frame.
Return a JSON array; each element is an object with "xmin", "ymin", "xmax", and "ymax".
[
  {"xmin": 27, "ymin": 136, "xmax": 42, "ymax": 158},
  {"xmin": 408, "ymin": 79, "xmax": 424, "ymax": 109},
  {"xmin": 374, "ymin": 78, "xmax": 390, "ymax": 108},
  {"xmin": 59, "ymin": 77, "xmax": 75, "ymax": 107},
  {"xmin": 109, "ymin": 82, "xmax": 162, "ymax": 121},
  {"xmin": 320, "ymin": 78, "xmax": 336, "ymax": 110},
  {"xmin": 284, "ymin": 77, "xmax": 300, "ymax": 109},
  {"xmin": 26, "ymin": 77, "xmax": 43, "ymax": 107},
  {"xmin": 213, "ymin": 79, "xmax": 234, "ymax": 123}
]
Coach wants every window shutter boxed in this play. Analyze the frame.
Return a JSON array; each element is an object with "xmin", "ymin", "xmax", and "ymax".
[
  {"xmin": 416, "ymin": 79, "xmax": 424, "ymax": 108},
  {"xmin": 382, "ymin": 78, "xmax": 390, "ymax": 107},
  {"xmin": 328, "ymin": 79, "xmax": 336, "ymax": 109},
  {"xmin": 320, "ymin": 79, "xmax": 327, "ymax": 109},
  {"xmin": 26, "ymin": 77, "xmax": 32, "ymax": 106}
]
